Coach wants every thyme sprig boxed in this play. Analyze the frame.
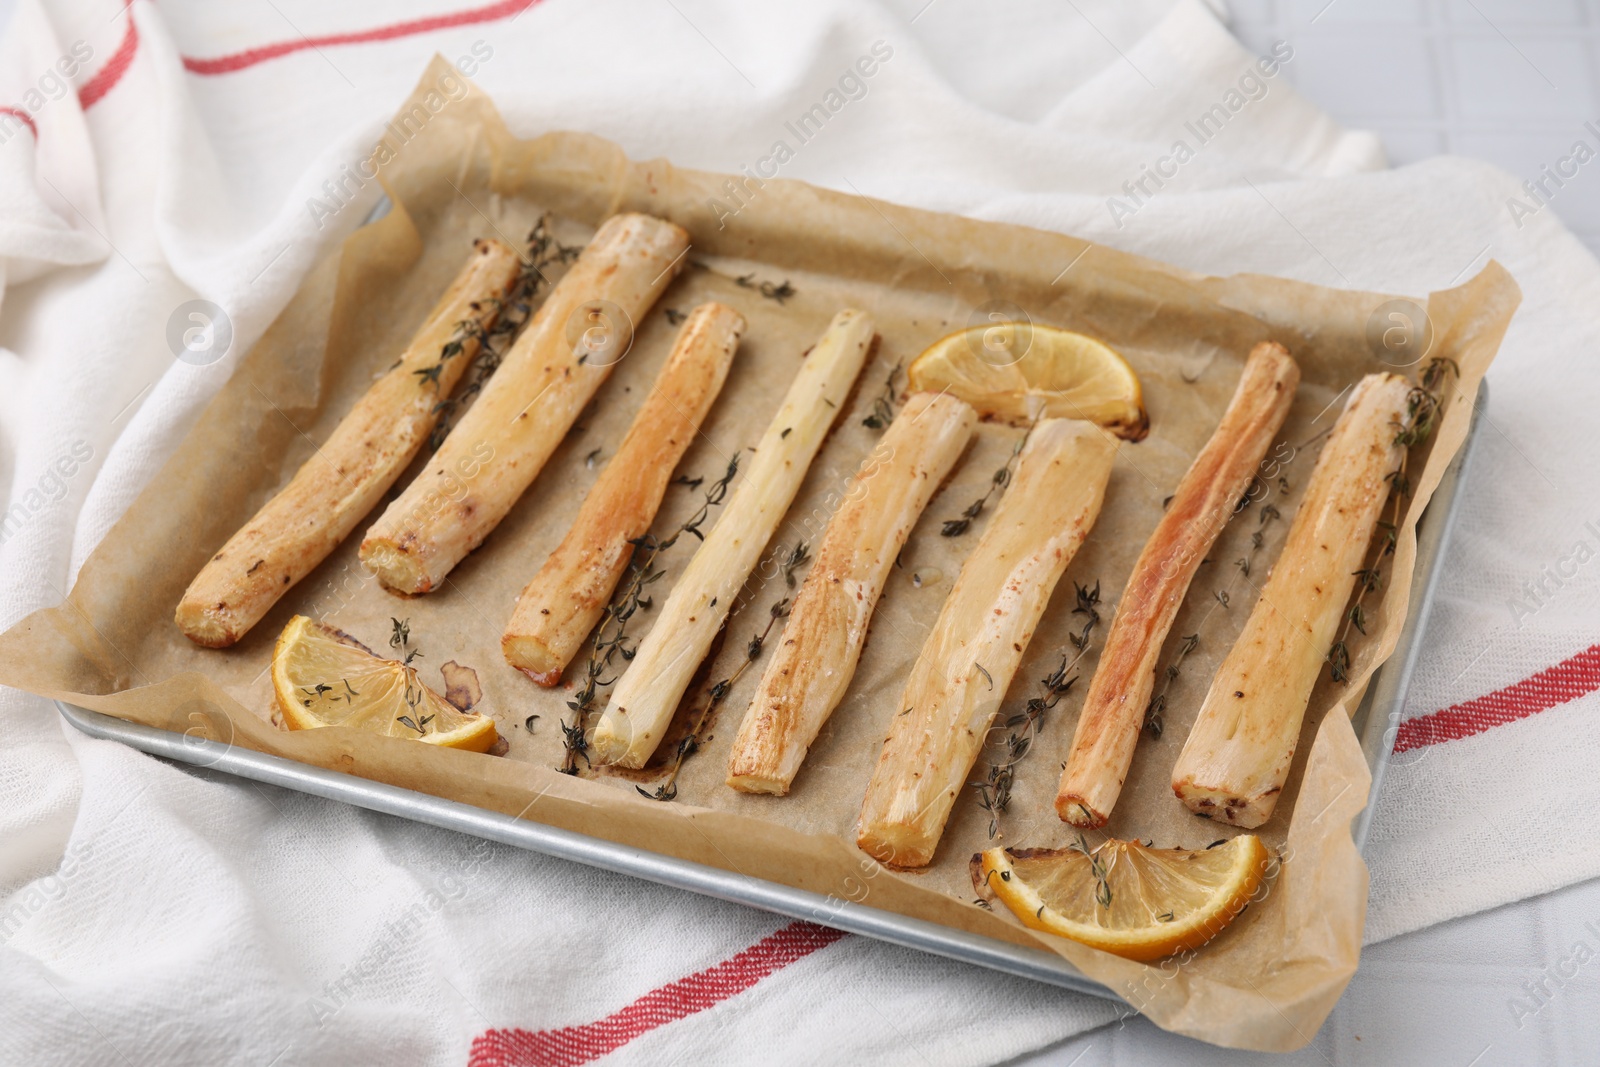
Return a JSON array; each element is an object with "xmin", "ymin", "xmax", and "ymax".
[
  {"xmin": 779, "ymin": 541, "xmax": 812, "ymax": 588},
  {"xmin": 1397, "ymin": 357, "xmax": 1457, "ymax": 448},
  {"xmin": 1142, "ymin": 632, "xmax": 1199, "ymax": 740},
  {"xmin": 387, "ymin": 617, "xmax": 432, "ymax": 736},
  {"xmin": 1327, "ymin": 358, "xmax": 1457, "ymax": 682},
  {"xmin": 639, "ymin": 545, "xmax": 813, "ymax": 800},
  {"xmin": 559, "ymin": 455, "xmax": 743, "ymax": 774},
  {"xmin": 1214, "ymin": 429, "xmax": 1327, "ymax": 608},
  {"xmin": 1233, "ymin": 503, "xmax": 1281, "ymax": 580},
  {"xmin": 734, "ymin": 272, "xmax": 796, "ymax": 304},
  {"xmin": 526, "ymin": 214, "xmax": 584, "ymax": 273},
  {"xmin": 412, "ymin": 314, "xmax": 485, "ymax": 391},
  {"xmin": 1067, "ymin": 580, "xmax": 1102, "ymax": 654},
  {"xmin": 861, "ymin": 362, "xmax": 902, "ymax": 429},
  {"xmin": 1067, "ymin": 832, "xmax": 1113, "ymax": 908},
  {"xmin": 972, "ymin": 581, "xmax": 1102, "ymax": 838},
  {"xmin": 397, "ymin": 712, "xmax": 434, "ymax": 736},
  {"xmin": 427, "ymin": 216, "xmax": 580, "ymax": 451},
  {"xmin": 942, "ymin": 433, "xmax": 1027, "ymax": 537}
]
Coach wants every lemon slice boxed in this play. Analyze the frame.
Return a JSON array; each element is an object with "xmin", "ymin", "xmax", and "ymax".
[
  {"xmin": 908, "ymin": 323, "xmax": 1147, "ymax": 439},
  {"xmin": 272, "ymin": 615, "xmax": 499, "ymax": 752},
  {"xmin": 975, "ymin": 835, "xmax": 1268, "ymax": 961}
]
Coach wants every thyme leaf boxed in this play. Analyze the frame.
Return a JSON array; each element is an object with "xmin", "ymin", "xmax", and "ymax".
[
  {"xmin": 781, "ymin": 541, "xmax": 811, "ymax": 588},
  {"xmin": 861, "ymin": 362, "xmax": 902, "ymax": 429},
  {"xmin": 734, "ymin": 272, "xmax": 796, "ymax": 304}
]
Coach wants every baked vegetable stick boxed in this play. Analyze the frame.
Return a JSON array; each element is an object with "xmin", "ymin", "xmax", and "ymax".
[
  {"xmin": 175, "ymin": 239, "xmax": 521, "ymax": 648},
  {"xmin": 591, "ymin": 309, "xmax": 875, "ymax": 769},
  {"xmin": 1170, "ymin": 372, "xmax": 1411, "ymax": 828},
  {"xmin": 502, "ymin": 302, "xmax": 747, "ymax": 685},
  {"xmin": 360, "ymin": 213, "xmax": 690, "ymax": 594},
  {"xmin": 856, "ymin": 419, "xmax": 1116, "ymax": 868},
  {"xmin": 1056, "ymin": 343, "xmax": 1299, "ymax": 828},
  {"xmin": 726, "ymin": 391, "xmax": 977, "ymax": 795}
]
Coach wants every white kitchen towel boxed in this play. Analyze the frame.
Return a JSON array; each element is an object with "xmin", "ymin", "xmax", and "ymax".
[{"xmin": 0, "ymin": 0, "xmax": 1596, "ymax": 1063}]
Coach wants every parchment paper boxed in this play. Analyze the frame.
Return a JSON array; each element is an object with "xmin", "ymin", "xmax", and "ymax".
[{"xmin": 0, "ymin": 58, "xmax": 1518, "ymax": 1051}]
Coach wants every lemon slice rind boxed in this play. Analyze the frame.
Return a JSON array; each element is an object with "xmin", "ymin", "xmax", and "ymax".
[{"xmin": 976, "ymin": 836, "xmax": 1268, "ymax": 961}]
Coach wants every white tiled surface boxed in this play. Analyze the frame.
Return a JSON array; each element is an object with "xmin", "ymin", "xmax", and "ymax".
[{"xmin": 1227, "ymin": 0, "xmax": 1600, "ymax": 250}]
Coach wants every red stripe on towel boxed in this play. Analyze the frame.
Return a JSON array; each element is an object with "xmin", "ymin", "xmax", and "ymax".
[
  {"xmin": 181, "ymin": 0, "xmax": 543, "ymax": 75},
  {"xmin": 1394, "ymin": 642, "xmax": 1600, "ymax": 752},
  {"xmin": 467, "ymin": 921, "xmax": 845, "ymax": 1067}
]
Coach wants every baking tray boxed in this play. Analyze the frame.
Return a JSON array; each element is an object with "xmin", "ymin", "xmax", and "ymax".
[{"xmin": 53, "ymin": 375, "xmax": 1485, "ymax": 1005}]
